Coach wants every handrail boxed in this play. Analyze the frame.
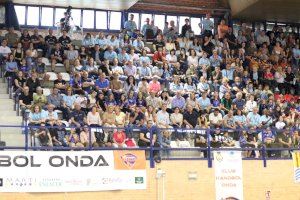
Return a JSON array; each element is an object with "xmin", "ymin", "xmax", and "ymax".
[{"xmin": 0, "ymin": 123, "xmax": 299, "ymax": 168}]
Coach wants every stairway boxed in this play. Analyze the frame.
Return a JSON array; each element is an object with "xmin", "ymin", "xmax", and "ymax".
[{"xmin": 0, "ymin": 78, "xmax": 24, "ymax": 147}]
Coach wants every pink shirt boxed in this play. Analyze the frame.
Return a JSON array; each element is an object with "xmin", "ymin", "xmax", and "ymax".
[{"xmin": 148, "ymin": 81, "xmax": 161, "ymax": 94}]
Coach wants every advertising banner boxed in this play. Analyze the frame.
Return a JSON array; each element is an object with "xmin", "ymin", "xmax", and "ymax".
[
  {"xmin": 0, "ymin": 150, "xmax": 146, "ymax": 192},
  {"xmin": 214, "ymin": 151, "xmax": 243, "ymax": 200}
]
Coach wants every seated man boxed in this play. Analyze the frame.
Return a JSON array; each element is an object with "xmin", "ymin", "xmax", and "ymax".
[
  {"xmin": 50, "ymin": 43, "xmax": 64, "ymax": 72},
  {"xmin": 50, "ymin": 120, "xmax": 68, "ymax": 147},
  {"xmin": 157, "ymin": 103, "xmax": 171, "ymax": 129},
  {"xmin": 64, "ymin": 44, "xmax": 78, "ymax": 73},
  {"xmin": 42, "ymin": 104, "xmax": 58, "ymax": 126},
  {"xmin": 138, "ymin": 120, "xmax": 161, "ymax": 161},
  {"xmin": 183, "ymin": 105, "xmax": 199, "ymax": 140},
  {"xmin": 209, "ymin": 108, "xmax": 223, "ymax": 128},
  {"xmin": 35, "ymin": 122, "xmax": 53, "ymax": 147},
  {"xmin": 47, "ymin": 87, "xmax": 68, "ymax": 120},
  {"xmin": 19, "ymin": 86, "xmax": 33, "ymax": 117},
  {"xmin": 70, "ymin": 103, "xmax": 87, "ymax": 127},
  {"xmin": 132, "ymin": 35, "xmax": 144, "ymax": 54}
]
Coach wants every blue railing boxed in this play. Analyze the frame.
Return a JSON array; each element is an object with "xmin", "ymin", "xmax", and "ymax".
[{"xmin": 0, "ymin": 124, "xmax": 299, "ymax": 168}]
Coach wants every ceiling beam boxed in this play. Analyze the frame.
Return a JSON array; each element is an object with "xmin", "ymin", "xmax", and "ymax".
[{"xmin": 134, "ymin": 2, "xmax": 230, "ymax": 12}]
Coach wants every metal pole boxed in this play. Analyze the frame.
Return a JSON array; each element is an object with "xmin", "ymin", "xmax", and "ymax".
[
  {"xmin": 25, "ymin": 123, "xmax": 29, "ymax": 151},
  {"xmin": 88, "ymin": 126, "xmax": 92, "ymax": 150},
  {"xmin": 262, "ymin": 132, "xmax": 267, "ymax": 167},
  {"xmin": 207, "ymin": 129, "xmax": 212, "ymax": 168},
  {"xmin": 150, "ymin": 127, "xmax": 155, "ymax": 168}
]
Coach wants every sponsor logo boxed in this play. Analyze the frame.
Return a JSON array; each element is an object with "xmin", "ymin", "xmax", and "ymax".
[
  {"xmin": 5, "ymin": 178, "xmax": 37, "ymax": 187},
  {"xmin": 0, "ymin": 155, "xmax": 109, "ymax": 167},
  {"xmin": 216, "ymin": 152, "xmax": 223, "ymax": 162},
  {"xmin": 135, "ymin": 177, "xmax": 144, "ymax": 184},
  {"xmin": 0, "ymin": 178, "xmax": 3, "ymax": 187},
  {"xmin": 39, "ymin": 178, "xmax": 62, "ymax": 187},
  {"xmin": 121, "ymin": 153, "xmax": 137, "ymax": 169}
]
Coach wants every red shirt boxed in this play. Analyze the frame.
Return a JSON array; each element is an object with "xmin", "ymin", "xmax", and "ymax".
[
  {"xmin": 153, "ymin": 51, "xmax": 166, "ymax": 63},
  {"xmin": 264, "ymin": 72, "xmax": 274, "ymax": 79},
  {"xmin": 113, "ymin": 131, "xmax": 126, "ymax": 144}
]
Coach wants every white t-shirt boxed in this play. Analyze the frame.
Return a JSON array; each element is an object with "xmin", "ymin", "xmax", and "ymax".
[
  {"xmin": 157, "ymin": 110, "xmax": 170, "ymax": 126},
  {"xmin": 209, "ymin": 113, "xmax": 223, "ymax": 124},
  {"xmin": 0, "ymin": 46, "xmax": 11, "ymax": 56}
]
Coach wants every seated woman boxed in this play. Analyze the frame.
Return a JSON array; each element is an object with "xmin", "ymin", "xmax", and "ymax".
[
  {"xmin": 125, "ymin": 89, "xmax": 137, "ymax": 111},
  {"xmin": 102, "ymin": 105, "xmax": 116, "ymax": 128},
  {"xmin": 112, "ymin": 125, "xmax": 127, "ymax": 148},
  {"xmin": 13, "ymin": 70, "xmax": 26, "ymax": 95},
  {"xmin": 87, "ymin": 106, "xmax": 102, "ymax": 126},
  {"xmin": 87, "ymin": 90, "xmax": 98, "ymax": 111},
  {"xmin": 28, "ymin": 104, "xmax": 45, "ymax": 127},
  {"xmin": 80, "ymin": 125, "xmax": 98, "ymax": 147},
  {"xmin": 136, "ymin": 91, "xmax": 147, "ymax": 108},
  {"xmin": 105, "ymin": 92, "xmax": 117, "ymax": 109},
  {"xmin": 5, "ymin": 54, "xmax": 18, "ymax": 78},
  {"xmin": 73, "ymin": 58, "xmax": 86, "ymax": 73},
  {"xmin": 85, "ymin": 57, "xmax": 98, "ymax": 77},
  {"xmin": 144, "ymin": 105, "xmax": 157, "ymax": 125},
  {"xmin": 115, "ymin": 106, "xmax": 126, "ymax": 127},
  {"xmin": 170, "ymin": 107, "xmax": 183, "ymax": 140},
  {"xmin": 67, "ymin": 128, "xmax": 84, "ymax": 148}
]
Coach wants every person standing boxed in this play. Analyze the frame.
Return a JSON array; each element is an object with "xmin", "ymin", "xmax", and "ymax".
[
  {"xmin": 199, "ymin": 13, "xmax": 214, "ymax": 37},
  {"xmin": 124, "ymin": 14, "xmax": 137, "ymax": 37}
]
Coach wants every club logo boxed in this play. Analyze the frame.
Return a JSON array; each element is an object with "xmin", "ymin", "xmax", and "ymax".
[
  {"xmin": 135, "ymin": 177, "xmax": 144, "ymax": 184},
  {"xmin": 215, "ymin": 152, "xmax": 223, "ymax": 162},
  {"xmin": 121, "ymin": 153, "xmax": 137, "ymax": 169}
]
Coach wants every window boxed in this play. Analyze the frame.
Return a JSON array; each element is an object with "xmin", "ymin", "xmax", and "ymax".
[
  {"xmin": 72, "ymin": 9, "xmax": 82, "ymax": 27},
  {"xmin": 191, "ymin": 17, "xmax": 201, "ymax": 35},
  {"xmin": 109, "ymin": 11, "xmax": 121, "ymax": 30},
  {"xmin": 154, "ymin": 14, "xmax": 165, "ymax": 31},
  {"xmin": 266, "ymin": 22, "xmax": 275, "ymax": 31},
  {"xmin": 167, "ymin": 15, "xmax": 177, "ymax": 27},
  {"xmin": 82, "ymin": 10, "xmax": 94, "ymax": 29},
  {"xmin": 54, "ymin": 8, "xmax": 65, "ymax": 27},
  {"xmin": 27, "ymin": 6, "xmax": 39, "ymax": 26},
  {"xmin": 14, "ymin": 5, "xmax": 26, "ymax": 25},
  {"xmin": 96, "ymin": 11, "xmax": 107, "ymax": 30},
  {"xmin": 41, "ymin": 7, "xmax": 53, "ymax": 26},
  {"xmin": 179, "ymin": 16, "xmax": 189, "ymax": 34},
  {"xmin": 0, "ymin": 6, "xmax": 5, "ymax": 24},
  {"xmin": 128, "ymin": 13, "xmax": 140, "ymax": 29},
  {"xmin": 141, "ymin": 13, "xmax": 152, "ymax": 27}
]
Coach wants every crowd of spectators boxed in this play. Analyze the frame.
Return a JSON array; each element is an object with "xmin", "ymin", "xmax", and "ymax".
[{"xmin": 0, "ymin": 13, "xmax": 300, "ymax": 158}]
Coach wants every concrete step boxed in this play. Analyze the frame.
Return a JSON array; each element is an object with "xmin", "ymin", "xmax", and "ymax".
[{"xmin": 0, "ymin": 94, "xmax": 9, "ymax": 99}]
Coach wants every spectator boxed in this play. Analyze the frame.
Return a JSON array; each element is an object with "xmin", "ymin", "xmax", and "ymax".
[
  {"xmin": 5, "ymin": 27, "xmax": 19, "ymax": 47},
  {"xmin": 4, "ymin": 54, "xmax": 18, "ymax": 78},
  {"xmin": 70, "ymin": 103, "xmax": 87, "ymax": 127},
  {"xmin": 199, "ymin": 13, "xmax": 214, "ymax": 37},
  {"xmin": 217, "ymin": 19, "xmax": 228, "ymax": 39},
  {"xmin": 0, "ymin": 39, "xmax": 12, "ymax": 59},
  {"xmin": 33, "ymin": 86, "xmax": 47, "ymax": 108},
  {"xmin": 80, "ymin": 125, "xmax": 98, "ymax": 147},
  {"xmin": 34, "ymin": 122, "xmax": 53, "ymax": 147}
]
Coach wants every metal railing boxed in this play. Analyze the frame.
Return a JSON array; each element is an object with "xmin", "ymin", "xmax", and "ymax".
[{"xmin": 0, "ymin": 124, "xmax": 299, "ymax": 168}]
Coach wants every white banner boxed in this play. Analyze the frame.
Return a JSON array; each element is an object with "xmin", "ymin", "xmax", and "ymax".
[
  {"xmin": 214, "ymin": 151, "xmax": 243, "ymax": 200},
  {"xmin": 292, "ymin": 151, "xmax": 300, "ymax": 183},
  {"xmin": 0, "ymin": 151, "xmax": 146, "ymax": 192}
]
